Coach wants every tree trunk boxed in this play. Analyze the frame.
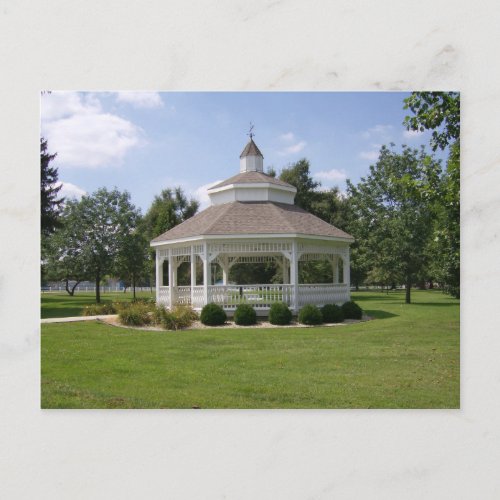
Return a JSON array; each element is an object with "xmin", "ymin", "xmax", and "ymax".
[
  {"xmin": 64, "ymin": 278, "xmax": 72, "ymax": 296},
  {"xmin": 429, "ymin": 280, "xmax": 434, "ymax": 289},
  {"xmin": 132, "ymin": 273, "xmax": 136, "ymax": 300},
  {"xmin": 95, "ymin": 270, "xmax": 101, "ymax": 303},
  {"xmin": 355, "ymin": 281, "xmax": 359, "ymax": 292},
  {"xmin": 70, "ymin": 280, "xmax": 81, "ymax": 296},
  {"xmin": 405, "ymin": 277, "xmax": 411, "ymax": 304}
]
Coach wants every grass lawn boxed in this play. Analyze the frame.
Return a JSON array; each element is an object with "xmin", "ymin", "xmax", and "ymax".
[
  {"xmin": 41, "ymin": 290, "xmax": 155, "ymax": 318},
  {"xmin": 41, "ymin": 290, "xmax": 459, "ymax": 409}
]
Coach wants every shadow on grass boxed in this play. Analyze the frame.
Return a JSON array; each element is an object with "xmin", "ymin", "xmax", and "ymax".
[
  {"xmin": 363, "ymin": 309, "xmax": 398, "ymax": 320},
  {"xmin": 410, "ymin": 302, "xmax": 459, "ymax": 307}
]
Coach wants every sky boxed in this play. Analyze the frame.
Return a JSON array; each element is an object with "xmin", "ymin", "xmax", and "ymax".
[{"xmin": 40, "ymin": 91, "xmax": 447, "ymax": 213}]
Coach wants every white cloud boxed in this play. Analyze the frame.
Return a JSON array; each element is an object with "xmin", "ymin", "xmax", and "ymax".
[
  {"xmin": 279, "ymin": 132, "xmax": 295, "ymax": 142},
  {"xmin": 362, "ymin": 124, "xmax": 393, "ymax": 140},
  {"xmin": 41, "ymin": 92, "xmax": 144, "ymax": 168},
  {"xmin": 278, "ymin": 140, "xmax": 307, "ymax": 156},
  {"xmin": 56, "ymin": 181, "xmax": 86, "ymax": 200},
  {"xmin": 403, "ymin": 129, "xmax": 424, "ymax": 139},
  {"xmin": 315, "ymin": 168, "xmax": 347, "ymax": 182},
  {"xmin": 41, "ymin": 91, "xmax": 101, "ymax": 121},
  {"xmin": 359, "ymin": 150, "xmax": 380, "ymax": 161},
  {"xmin": 115, "ymin": 91, "xmax": 164, "ymax": 108},
  {"xmin": 192, "ymin": 180, "xmax": 222, "ymax": 210}
]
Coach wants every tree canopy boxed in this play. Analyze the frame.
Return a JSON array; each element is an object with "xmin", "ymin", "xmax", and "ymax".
[
  {"xmin": 347, "ymin": 145, "xmax": 441, "ymax": 303},
  {"xmin": 403, "ymin": 92, "xmax": 460, "ymax": 151},
  {"xmin": 41, "ymin": 138, "xmax": 63, "ymax": 236},
  {"xmin": 45, "ymin": 188, "xmax": 140, "ymax": 302},
  {"xmin": 141, "ymin": 187, "xmax": 199, "ymax": 240}
]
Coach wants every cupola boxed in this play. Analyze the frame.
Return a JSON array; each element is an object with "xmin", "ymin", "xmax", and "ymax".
[
  {"xmin": 207, "ymin": 133, "xmax": 297, "ymax": 206},
  {"xmin": 239, "ymin": 138, "xmax": 264, "ymax": 173}
]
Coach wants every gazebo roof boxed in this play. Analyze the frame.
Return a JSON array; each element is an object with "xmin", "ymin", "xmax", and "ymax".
[
  {"xmin": 209, "ymin": 171, "xmax": 295, "ymax": 191},
  {"xmin": 151, "ymin": 201, "xmax": 354, "ymax": 243}
]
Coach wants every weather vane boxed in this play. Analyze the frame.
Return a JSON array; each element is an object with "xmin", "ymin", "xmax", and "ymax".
[{"xmin": 247, "ymin": 122, "xmax": 255, "ymax": 139}]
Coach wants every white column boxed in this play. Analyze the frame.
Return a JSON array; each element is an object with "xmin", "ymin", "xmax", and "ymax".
[
  {"xmin": 172, "ymin": 257, "xmax": 178, "ymax": 287},
  {"xmin": 155, "ymin": 250, "xmax": 163, "ymax": 304},
  {"xmin": 203, "ymin": 242, "xmax": 211, "ymax": 305},
  {"xmin": 190, "ymin": 245, "xmax": 196, "ymax": 305},
  {"xmin": 344, "ymin": 249, "xmax": 351, "ymax": 299},
  {"xmin": 167, "ymin": 249, "xmax": 174, "ymax": 309},
  {"xmin": 291, "ymin": 241, "xmax": 299, "ymax": 311},
  {"xmin": 220, "ymin": 255, "xmax": 229, "ymax": 285}
]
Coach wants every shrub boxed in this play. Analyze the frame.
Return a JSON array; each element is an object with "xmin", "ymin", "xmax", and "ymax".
[
  {"xmin": 341, "ymin": 301, "xmax": 363, "ymax": 320},
  {"xmin": 268, "ymin": 302, "xmax": 292, "ymax": 325},
  {"xmin": 153, "ymin": 305, "xmax": 198, "ymax": 330},
  {"xmin": 200, "ymin": 303, "xmax": 227, "ymax": 326},
  {"xmin": 321, "ymin": 304, "xmax": 344, "ymax": 323},
  {"xmin": 298, "ymin": 304, "xmax": 323, "ymax": 325},
  {"xmin": 234, "ymin": 304, "xmax": 257, "ymax": 326},
  {"xmin": 82, "ymin": 302, "xmax": 117, "ymax": 316},
  {"xmin": 118, "ymin": 302, "xmax": 152, "ymax": 326},
  {"xmin": 172, "ymin": 305, "xmax": 198, "ymax": 329}
]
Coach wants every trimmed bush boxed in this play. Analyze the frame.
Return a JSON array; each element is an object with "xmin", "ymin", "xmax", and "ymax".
[
  {"xmin": 321, "ymin": 304, "xmax": 344, "ymax": 323},
  {"xmin": 118, "ymin": 302, "xmax": 152, "ymax": 326},
  {"xmin": 341, "ymin": 301, "xmax": 363, "ymax": 320},
  {"xmin": 234, "ymin": 304, "xmax": 257, "ymax": 326},
  {"xmin": 268, "ymin": 302, "xmax": 292, "ymax": 325},
  {"xmin": 200, "ymin": 303, "xmax": 227, "ymax": 326},
  {"xmin": 298, "ymin": 304, "xmax": 323, "ymax": 325}
]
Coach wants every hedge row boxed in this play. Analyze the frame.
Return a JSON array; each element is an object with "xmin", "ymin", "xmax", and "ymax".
[
  {"xmin": 198, "ymin": 301, "xmax": 363, "ymax": 327},
  {"xmin": 110, "ymin": 300, "xmax": 363, "ymax": 329}
]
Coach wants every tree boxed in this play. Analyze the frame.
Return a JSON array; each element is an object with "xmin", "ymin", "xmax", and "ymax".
[
  {"xmin": 46, "ymin": 188, "xmax": 141, "ymax": 303},
  {"xmin": 347, "ymin": 145, "xmax": 441, "ymax": 303},
  {"xmin": 427, "ymin": 142, "xmax": 460, "ymax": 297},
  {"xmin": 141, "ymin": 187, "xmax": 199, "ymax": 288},
  {"xmin": 44, "ymin": 226, "xmax": 91, "ymax": 296},
  {"xmin": 116, "ymin": 231, "xmax": 149, "ymax": 299},
  {"xmin": 279, "ymin": 159, "xmax": 320, "ymax": 213},
  {"xmin": 403, "ymin": 91, "xmax": 460, "ymax": 297},
  {"xmin": 142, "ymin": 187, "xmax": 199, "ymax": 240},
  {"xmin": 41, "ymin": 138, "xmax": 64, "ymax": 236},
  {"xmin": 403, "ymin": 92, "xmax": 460, "ymax": 151}
]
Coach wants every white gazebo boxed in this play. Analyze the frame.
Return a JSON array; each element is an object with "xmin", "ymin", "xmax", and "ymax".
[{"xmin": 151, "ymin": 136, "xmax": 354, "ymax": 313}]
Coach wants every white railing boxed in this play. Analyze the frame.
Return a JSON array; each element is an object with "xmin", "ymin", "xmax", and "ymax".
[
  {"xmin": 191, "ymin": 286, "xmax": 205, "ymax": 309},
  {"xmin": 158, "ymin": 286, "xmax": 170, "ymax": 306},
  {"xmin": 298, "ymin": 284, "xmax": 349, "ymax": 306},
  {"xmin": 176, "ymin": 286, "xmax": 192, "ymax": 305},
  {"xmin": 155, "ymin": 283, "xmax": 349, "ymax": 310},
  {"xmin": 208, "ymin": 284, "xmax": 294, "ymax": 310}
]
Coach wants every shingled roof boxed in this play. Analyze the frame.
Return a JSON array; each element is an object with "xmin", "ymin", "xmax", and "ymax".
[
  {"xmin": 240, "ymin": 138, "xmax": 263, "ymax": 158},
  {"xmin": 151, "ymin": 201, "xmax": 354, "ymax": 243},
  {"xmin": 209, "ymin": 171, "xmax": 296, "ymax": 190}
]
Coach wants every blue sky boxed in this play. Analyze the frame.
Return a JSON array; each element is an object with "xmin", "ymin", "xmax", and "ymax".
[{"xmin": 41, "ymin": 91, "xmax": 446, "ymax": 213}]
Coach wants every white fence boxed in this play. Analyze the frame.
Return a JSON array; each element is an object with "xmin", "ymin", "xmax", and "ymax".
[{"xmin": 41, "ymin": 286, "xmax": 154, "ymax": 293}]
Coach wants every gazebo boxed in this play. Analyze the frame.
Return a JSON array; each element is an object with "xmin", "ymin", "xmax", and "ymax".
[{"xmin": 151, "ymin": 136, "xmax": 354, "ymax": 313}]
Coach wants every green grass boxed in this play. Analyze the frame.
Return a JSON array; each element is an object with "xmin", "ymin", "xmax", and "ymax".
[
  {"xmin": 41, "ymin": 290, "xmax": 155, "ymax": 318},
  {"xmin": 41, "ymin": 290, "xmax": 459, "ymax": 409}
]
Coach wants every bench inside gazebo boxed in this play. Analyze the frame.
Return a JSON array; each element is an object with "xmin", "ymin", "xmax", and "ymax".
[{"xmin": 151, "ymin": 136, "xmax": 353, "ymax": 314}]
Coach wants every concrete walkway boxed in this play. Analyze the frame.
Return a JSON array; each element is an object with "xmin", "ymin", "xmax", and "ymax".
[{"xmin": 41, "ymin": 314, "xmax": 118, "ymax": 324}]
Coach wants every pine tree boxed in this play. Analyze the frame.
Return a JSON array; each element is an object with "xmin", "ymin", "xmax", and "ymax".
[{"xmin": 41, "ymin": 138, "xmax": 63, "ymax": 235}]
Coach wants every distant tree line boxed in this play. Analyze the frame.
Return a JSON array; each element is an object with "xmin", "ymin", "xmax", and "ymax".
[{"xmin": 41, "ymin": 92, "xmax": 459, "ymax": 304}]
